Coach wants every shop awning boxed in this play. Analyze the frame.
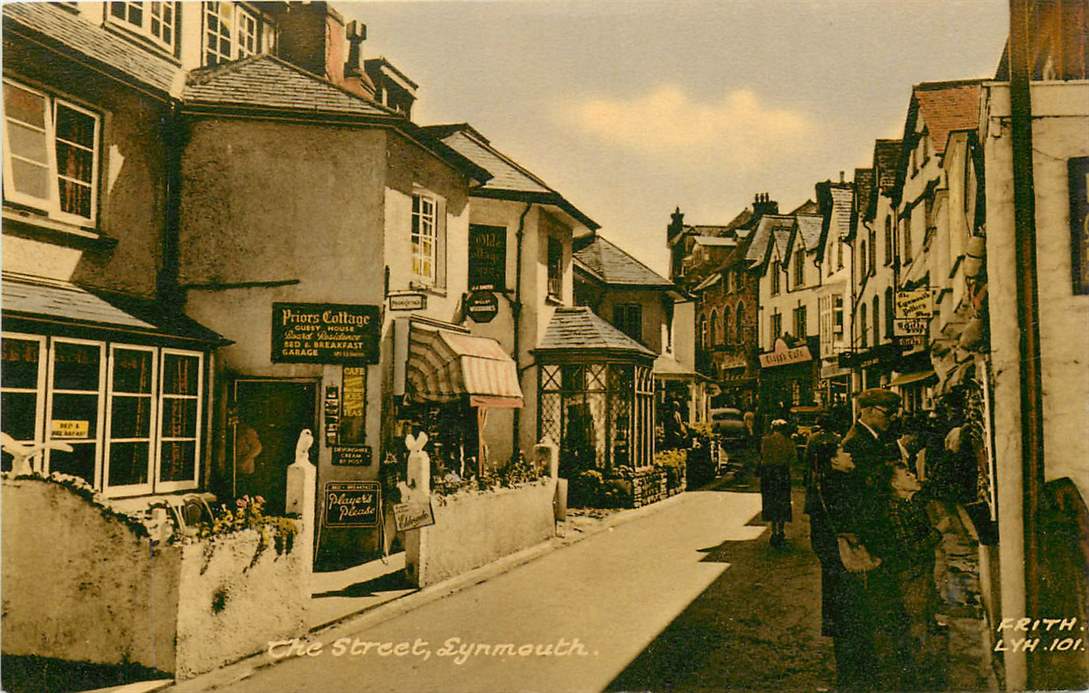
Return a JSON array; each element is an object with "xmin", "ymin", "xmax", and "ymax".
[
  {"xmin": 407, "ymin": 328, "xmax": 523, "ymax": 408},
  {"xmin": 1, "ymin": 275, "xmax": 230, "ymax": 346},
  {"xmin": 890, "ymin": 369, "xmax": 936, "ymax": 387}
]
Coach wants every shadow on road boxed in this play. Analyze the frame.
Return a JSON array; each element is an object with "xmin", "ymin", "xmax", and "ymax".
[{"xmin": 606, "ymin": 485, "xmax": 837, "ymax": 692}]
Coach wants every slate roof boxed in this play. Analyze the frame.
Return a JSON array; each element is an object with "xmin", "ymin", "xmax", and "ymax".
[
  {"xmin": 535, "ymin": 307, "xmax": 655, "ymax": 358},
  {"xmin": 795, "ymin": 214, "xmax": 823, "ymax": 252},
  {"xmin": 874, "ymin": 140, "xmax": 902, "ymax": 191},
  {"xmin": 573, "ymin": 236, "xmax": 672, "ymax": 288},
  {"xmin": 853, "ymin": 168, "xmax": 875, "ymax": 218},
  {"xmin": 828, "ymin": 187, "xmax": 854, "ymax": 240},
  {"xmin": 2, "ymin": 275, "xmax": 229, "ymax": 345},
  {"xmin": 3, "ymin": 2, "xmax": 181, "ymax": 96},
  {"xmin": 790, "ymin": 199, "xmax": 820, "ymax": 215},
  {"xmin": 184, "ymin": 55, "xmax": 396, "ymax": 117},
  {"xmin": 912, "ymin": 80, "xmax": 984, "ymax": 155},
  {"xmin": 745, "ymin": 214, "xmax": 794, "ymax": 265},
  {"xmin": 683, "ymin": 211, "xmax": 752, "ymax": 238},
  {"xmin": 424, "ymin": 124, "xmax": 598, "ymax": 230}
]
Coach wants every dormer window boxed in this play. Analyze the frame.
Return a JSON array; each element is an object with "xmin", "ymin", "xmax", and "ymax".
[
  {"xmin": 108, "ymin": 1, "xmax": 176, "ymax": 50},
  {"xmin": 204, "ymin": 2, "xmax": 267, "ymax": 66}
]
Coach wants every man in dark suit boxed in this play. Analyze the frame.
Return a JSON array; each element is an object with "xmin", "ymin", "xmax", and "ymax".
[{"xmin": 822, "ymin": 388, "xmax": 904, "ymax": 690}]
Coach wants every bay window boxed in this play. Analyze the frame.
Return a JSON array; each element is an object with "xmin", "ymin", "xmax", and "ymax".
[
  {"xmin": 0, "ymin": 333, "xmax": 205, "ymax": 496},
  {"xmin": 108, "ymin": 1, "xmax": 176, "ymax": 50},
  {"xmin": 3, "ymin": 79, "xmax": 100, "ymax": 225}
]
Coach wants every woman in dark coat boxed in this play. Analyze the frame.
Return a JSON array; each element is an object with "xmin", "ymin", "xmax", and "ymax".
[{"xmin": 759, "ymin": 419, "xmax": 796, "ymax": 547}]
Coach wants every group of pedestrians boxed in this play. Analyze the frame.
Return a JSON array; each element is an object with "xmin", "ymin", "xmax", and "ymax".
[{"xmin": 757, "ymin": 388, "xmax": 946, "ymax": 690}]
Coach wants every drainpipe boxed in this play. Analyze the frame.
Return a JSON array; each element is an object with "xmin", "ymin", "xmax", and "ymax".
[
  {"xmin": 511, "ymin": 203, "xmax": 533, "ymax": 461},
  {"xmin": 1009, "ymin": 0, "xmax": 1045, "ymax": 688},
  {"xmin": 159, "ymin": 100, "xmax": 185, "ymax": 311}
]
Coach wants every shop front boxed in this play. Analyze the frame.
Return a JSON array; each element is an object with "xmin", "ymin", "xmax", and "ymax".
[
  {"xmin": 395, "ymin": 318, "xmax": 523, "ymax": 478},
  {"xmin": 759, "ymin": 337, "xmax": 818, "ymax": 420}
]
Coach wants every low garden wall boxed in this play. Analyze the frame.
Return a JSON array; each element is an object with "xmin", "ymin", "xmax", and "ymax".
[
  {"xmin": 406, "ymin": 479, "xmax": 556, "ymax": 587},
  {"xmin": 1, "ymin": 476, "xmax": 308, "ymax": 679}
]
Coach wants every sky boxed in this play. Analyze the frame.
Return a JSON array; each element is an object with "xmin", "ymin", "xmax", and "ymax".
[{"xmin": 340, "ymin": 0, "xmax": 1010, "ymax": 275}]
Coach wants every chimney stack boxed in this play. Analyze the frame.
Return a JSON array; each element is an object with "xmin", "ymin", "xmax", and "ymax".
[
  {"xmin": 839, "ymin": 170, "xmax": 845, "ymax": 184},
  {"xmin": 752, "ymin": 192, "xmax": 779, "ymax": 217},
  {"xmin": 668, "ymin": 206, "xmax": 685, "ymax": 239}
]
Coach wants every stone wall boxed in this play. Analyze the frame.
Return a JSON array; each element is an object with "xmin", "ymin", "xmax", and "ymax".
[
  {"xmin": 406, "ymin": 480, "xmax": 555, "ymax": 587},
  {"xmin": 2, "ymin": 477, "xmax": 181, "ymax": 673},
  {"xmin": 1, "ymin": 477, "xmax": 309, "ymax": 679},
  {"xmin": 174, "ymin": 528, "xmax": 307, "ymax": 679}
]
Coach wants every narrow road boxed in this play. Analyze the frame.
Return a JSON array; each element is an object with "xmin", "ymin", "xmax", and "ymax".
[{"xmin": 214, "ymin": 474, "xmax": 834, "ymax": 692}]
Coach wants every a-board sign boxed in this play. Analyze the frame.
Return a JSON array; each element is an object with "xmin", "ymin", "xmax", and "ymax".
[
  {"xmin": 323, "ymin": 481, "xmax": 380, "ymax": 527},
  {"xmin": 331, "ymin": 446, "xmax": 372, "ymax": 466},
  {"xmin": 388, "ymin": 293, "xmax": 427, "ymax": 311},
  {"xmin": 465, "ymin": 290, "xmax": 499, "ymax": 323},
  {"xmin": 271, "ymin": 303, "xmax": 380, "ymax": 365},
  {"xmin": 393, "ymin": 500, "xmax": 436, "ymax": 531}
]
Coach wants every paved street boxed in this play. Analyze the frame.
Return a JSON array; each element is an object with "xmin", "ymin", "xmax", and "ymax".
[{"xmin": 207, "ymin": 471, "xmax": 840, "ymax": 693}]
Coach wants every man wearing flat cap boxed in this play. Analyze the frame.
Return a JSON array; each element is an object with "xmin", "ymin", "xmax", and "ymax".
[{"xmin": 821, "ymin": 388, "xmax": 904, "ymax": 689}]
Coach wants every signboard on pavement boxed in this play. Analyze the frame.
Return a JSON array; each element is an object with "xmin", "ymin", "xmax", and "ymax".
[{"xmin": 323, "ymin": 481, "xmax": 380, "ymax": 528}]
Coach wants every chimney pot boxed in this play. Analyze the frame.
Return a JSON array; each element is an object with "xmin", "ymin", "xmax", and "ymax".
[{"xmin": 839, "ymin": 170, "xmax": 845, "ymax": 184}]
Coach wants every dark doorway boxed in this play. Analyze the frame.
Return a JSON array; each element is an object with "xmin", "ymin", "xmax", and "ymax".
[{"xmin": 231, "ymin": 379, "xmax": 317, "ymax": 515}]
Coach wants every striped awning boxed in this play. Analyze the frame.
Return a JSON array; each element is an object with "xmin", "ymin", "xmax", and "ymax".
[{"xmin": 407, "ymin": 328, "xmax": 523, "ymax": 408}]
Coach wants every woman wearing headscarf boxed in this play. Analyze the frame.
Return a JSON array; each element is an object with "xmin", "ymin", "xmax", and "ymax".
[{"xmin": 759, "ymin": 419, "xmax": 796, "ymax": 547}]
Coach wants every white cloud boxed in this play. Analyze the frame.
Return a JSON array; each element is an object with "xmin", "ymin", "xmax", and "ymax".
[{"xmin": 561, "ymin": 85, "xmax": 813, "ymax": 168}]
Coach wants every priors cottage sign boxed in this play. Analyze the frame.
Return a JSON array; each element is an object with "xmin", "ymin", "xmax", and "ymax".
[{"xmin": 272, "ymin": 303, "xmax": 380, "ymax": 364}]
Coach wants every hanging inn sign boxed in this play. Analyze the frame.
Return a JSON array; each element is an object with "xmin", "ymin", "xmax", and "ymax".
[{"xmin": 272, "ymin": 303, "xmax": 380, "ymax": 364}]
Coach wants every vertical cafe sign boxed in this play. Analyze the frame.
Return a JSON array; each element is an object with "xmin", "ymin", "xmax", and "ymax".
[{"xmin": 271, "ymin": 303, "xmax": 380, "ymax": 364}]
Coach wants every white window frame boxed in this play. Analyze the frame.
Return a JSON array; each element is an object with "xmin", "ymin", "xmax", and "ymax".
[
  {"xmin": 411, "ymin": 192, "xmax": 438, "ymax": 284},
  {"xmin": 154, "ymin": 349, "xmax": 204, "ymax": 493},
  {"xmin": 107, "ymin": 1, "xmax": 177, "ymax": 50},
  {"xmin": 2, "ymin": 79, "xmax": 101, "ymax": 226},
  {"xmin": 204, "ymin": 2, "xmax": 262, "ymax": 65},
  {"xmin": 103, "ymin": 344, "xmax": 158, "ymax": 497},
  {"xmin": 1, "ymin": 332, "xmax": 48, "ymax": 459},
  {"xmin": 43, "ymin": 337, "xmax": 107, "ymax": 485}
]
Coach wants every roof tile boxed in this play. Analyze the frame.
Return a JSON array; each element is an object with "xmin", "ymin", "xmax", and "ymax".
[
  {"xmin": 536, "ymin": 306, "xmax": 655, "ymax": 357},
  {"xmin": 573, "ymin": 236, "xmax": 672, "ymax": 287}
]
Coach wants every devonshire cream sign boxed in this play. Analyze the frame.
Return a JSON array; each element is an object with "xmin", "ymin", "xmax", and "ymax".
[
  {"xmin": 272, "ymin": 303, "xmax": 380, "ymax": 364},
  {"xmin": 759, "ymin": 338, "xmax": 812, "ymax": 368}
]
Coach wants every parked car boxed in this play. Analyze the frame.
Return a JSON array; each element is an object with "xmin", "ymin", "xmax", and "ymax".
[
  {"xmin": 789, "ymin": 405, "xmax": 826, "ymax": 449},
  {"xmin": 710, "ymin": 407, "xmax": 748, "ymax": 446}
]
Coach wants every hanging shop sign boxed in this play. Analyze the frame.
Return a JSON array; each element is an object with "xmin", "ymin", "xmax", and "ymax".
[
  {"xmin": 393, "ymin": 499, "xmax": 436, "ymax": 531},
  {"xmin": 388, "ymin": 292, "xmax": 428, "ymax": 311},
  {"xmin": 465, "ymin": 290, "xmax": 500, "ymax": 323},
  {"xmin": 332, "ymin": 446, "xmax": 372, "ymax": 466},
  {"xmin": 468, "ymin": 224, "xmax": 507, "ymax": 290},
  {"xmin": 758, "ymin": 338, "xmax": 812, "ymax": 368},
  {"xmin": 323, "ymin": 481, "xmax": 380, "ymax": 528},
  {"xmin": 271, "ymin": 303, "xmax": 380, "ymax": 364}
]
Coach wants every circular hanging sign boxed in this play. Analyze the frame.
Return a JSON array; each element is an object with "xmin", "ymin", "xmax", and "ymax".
[{"xmin": 466, "ymin": 290, "xmax": 499, "ymax": 323}]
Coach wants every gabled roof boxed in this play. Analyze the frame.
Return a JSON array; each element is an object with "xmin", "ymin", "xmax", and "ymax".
[
  {"xmin": 3, "ymin": 2, "xmax": 182, "ymax": 97},
  {"xmin": 873, "ymin": 140, "xmax": 902, "ymax": 192},
  {"xmin": 794, "ymin": 214, "xmax": 823, "ymax": 252},
  {"xmin": 790, "ymin": 199, "xmax": 820, "ymax": 215},
  {"xmin": 912, "ymin": 80, "xmax": 984, "ymax": 156},
  {"xmin": 182, "ymin": 57, "xmax": 490, "ymax": 185},
  {"xmin": 853, "ymin": 168, "xmax": 875, "ymax": 223},
  {"xmin": 424, "ymin": 123, "xmax": 598, "ymax": 230},
  {"xmin": 816, "ymin": 182, "xmax": 855, "ymax": 253},
  {"xmin": 535, "ymin": 307, "xmax": 655, "ymax": 358},
  {"xmin": 184, "ymin": 54, "xmax": 396, "ymax": 117},
  {"xmin": 683, "ymin": 211, "xmax": 752, "ymax": 238},
  {"xmin": 745, "ymin": 214, "xmax": 794, "ymax": 266},
  {"xmin": 573, "ymin": 235, "xmax": 673, "ymax": 288}
]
